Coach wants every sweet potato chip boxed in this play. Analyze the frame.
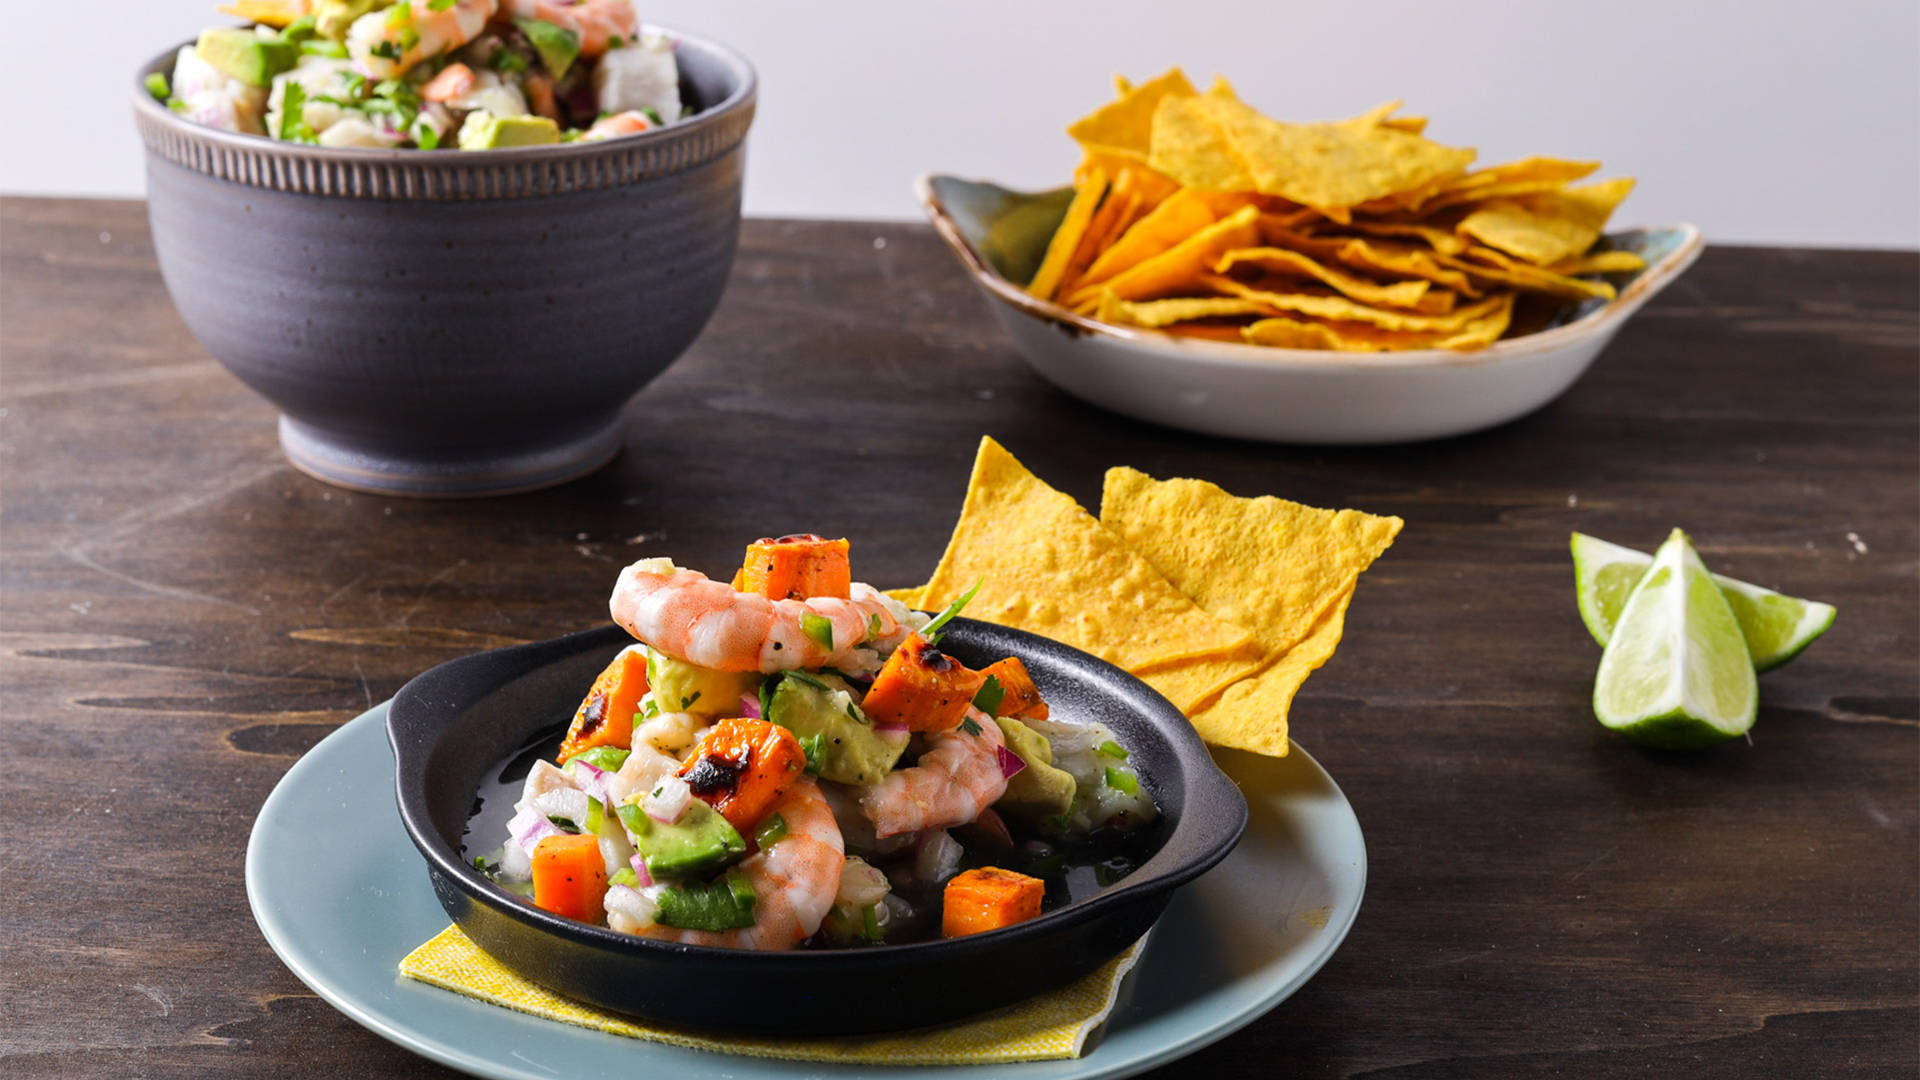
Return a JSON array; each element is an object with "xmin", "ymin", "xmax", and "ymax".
[
  {"xmin": 1071, "ymin": 188, "xmax": 1219, "ymax": 290},
  {"xmin": 916, "ymin": 438, "xmax": 1258, "ymax": 681},
  {"xmin": 1456, "ymin": 177, "xmax": 1636, "ymax": 265},
  {"xmin": 1068, "ymin": 68, "xmax": 1197, "ymax": 159},
  {"xmin": 1026, "ymin": 168, "xmax": 1109, "ymax": 301},
  {"xmin": 1069, "ymin": 205, "xmax": 1260, "ymax": 304},
  {"xmin": 1213, "ymin": 247, "xmax": 1432, "ymax": 308}
]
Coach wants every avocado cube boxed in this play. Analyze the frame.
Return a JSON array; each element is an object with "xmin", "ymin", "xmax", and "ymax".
[
  {"xmin": 195, "ymin": 28, "xmax": 298, "ymax": 87},
  {"xmin": 616, "ymin": 796, "xmax": 745, "ymax": 880},
  {"xmin": 516, "ymin": 18, "xmax": 582, "ymax": 79},
  {"xmin": 767, "ymin": 672, "xmax": 908, "ymax": 786},
  {"xmin": 994, "ymin": 716, "xmax": 1077, "ymax": 819},
  {"xmin": 457, "ymin": 110, "xmax": 563, "ymax": 150}
]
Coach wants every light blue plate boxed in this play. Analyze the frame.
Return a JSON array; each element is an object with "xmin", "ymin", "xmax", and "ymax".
[{"xmin": 247, "ymin": 704, "xmax": 1366, "ymax": 1079}]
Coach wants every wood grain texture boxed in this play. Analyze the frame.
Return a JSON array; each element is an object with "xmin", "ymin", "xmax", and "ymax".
[{"xmin": 2, "ymin": 196, "xmax": 1915, "ymax": 1079}]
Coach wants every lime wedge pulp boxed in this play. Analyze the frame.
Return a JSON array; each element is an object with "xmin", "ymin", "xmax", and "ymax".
[
  {"xmin": 1572, "ymin": 532, "xmax": 1835, "ymax": 672},
  {"xmin": 1592, "ymin": 529, "xmax": 1759, "ymax": 749}
]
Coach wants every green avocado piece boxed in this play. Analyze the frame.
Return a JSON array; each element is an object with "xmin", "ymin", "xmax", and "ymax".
[
  {"xmin": 457, "ymin": 111, "xmax": 562, "ymax": 150},
  {"xmin": 516, "ymin": 18, "xmax": 582, "ymax": 79},
  {"xmin": 196, "ymin": 28, "xmax": 299, "ymax": 87},
  {"xmin": 993, "ymin": 716, "xmax": 1077, "ymax": 819},
  {"xmin": 615, "ymin": 796, "xmax": 745, "ymax": 881},
  {"xmin": 645, "ymin": 648, "xmax": 762, "ymax": 721},
  {"xmin": 767, "ymin": 672, "xmax": 907, "ymax": 786}
]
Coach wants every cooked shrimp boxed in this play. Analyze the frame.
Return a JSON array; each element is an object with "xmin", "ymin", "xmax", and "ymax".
[
  {"xmin": 609, "ymin": 558, "xmax": 911, "ymax": 674},
  {"xmin": 858, "ymin": 709, "xmax": 1010, "ymax": 838},
  {"xmin": 581, "ymin": 110, "xmax": 652, "ymax": 141},
  {"xmin": 629, "ymin": 777, "xmax": 845, "ymax": 950},
  {"xmin": 347, "ymin": 0, "xmax": 496, "ymax": 79},
  {"xmin": 501, "ymin": 0, "xmax": 638, "ymax": 57}
]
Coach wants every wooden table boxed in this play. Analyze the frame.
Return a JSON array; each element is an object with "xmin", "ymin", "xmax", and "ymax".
[{"xmin": 3, "ymin": 196, "xmax": 1915, "ymax": 1078}]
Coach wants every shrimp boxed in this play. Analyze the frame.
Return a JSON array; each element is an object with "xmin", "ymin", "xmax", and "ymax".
[
  {"xmin": 347, "ymin": 0, "xmax": 496, "ymax": 79},
  {"xmin": 501, "ymin": 0, "xmax": 638, "ymax": 58},
  {"xmin": 858, "ymin": 709, "xmax": 1010, "ymax": 838},
  {"xmin": 609, "ymin": 558, "xmax": 911, "ymax": 674},
  {"xmin": 580, "ymin": 110, "xmax": 652, "ymax": 141},
  {"xmin": 628, "ymin": 777, "xmax": 844, "ymax": 950}
]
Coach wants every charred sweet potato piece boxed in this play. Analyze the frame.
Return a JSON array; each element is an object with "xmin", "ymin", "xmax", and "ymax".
[
  {"xmin": 557, "ymin": 648, "xmax": 649, "ymax": 763},
  {"xmin": 677, "ymin": 718, "xmax": 806, "ymax": 833},
  {"xmin": 978, "ymin": 656, "xmax": 1049, "ymax": 720},
  {"xmin": 730, "ymin": 534, "xmax": 851, "ymax": 601},
  {"xmin": 862, "ymin": 633, "xmax": 989, "ymax": 733},
  {"xmin": 942, "ymin": 867, "xmax": 1045, "ymax": 937}
]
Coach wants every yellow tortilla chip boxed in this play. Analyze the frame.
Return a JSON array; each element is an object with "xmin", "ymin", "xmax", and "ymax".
[
  {"xmin": 1071, "ymin": 205, "xmax": 1260, "ymax": 304},
  {"xmin": 1076, "ymin": 151, "xmax": 1183, "ymax": 213},
  {"xmin": 1026, "ymin": 168, "xmax": 1108, "ymax": 301},
  {"xmin": 1212, "ymin": 247, "xmax": 1432, "ymax": 308},
  {"xmin": 917, "ymin": 438, "xmax": 1258, "ymax": 684},
  {"xmin": 884, "ymin": 586, "xmax": 926, "ymax": 608},
  {"xmin": 1068, "ymin": 68, "xmax": 1197, "ymax": 158},
  {"xmin": 1336, "ymin": 220, "xmax": 1470, "ymax": 256},
  {"xmin": 1059, "ymin": 170, "xmax": 1140, "ymax": 294},
  {"xmin": 1187, "ymin": 589, "xmax": 1354, "ymax": 756},
  {"xmin": 1148, "ymin": 94, "xmax": 1256, "ymax": 192},
  {"xmin": 1456, "ymin": 177, "xmax": 1636, "ymax": 265},
  {"xmin": 1190, "ymin": 95, "xmax": 1477, "ymax": 214},
  {"xmin": 1380, "ymin": 115, "xmax": 1428, "ymax": 135},
  {"xmin": 1072, "ymin": 188, "xmax": 1219, "ymax": 290},
  {"xmin": 1549, "ymin": 250, "xmax": 1647, "ymax": 276},
  {"xmin": 1242, "ymin": 292, "xmax": 1515, "ymax": 351},
  {"xmin": 218, "ymin": 0, "xmax": 303, "ymax": 26},
  {"xmin": 1204, "ymin": 274, "xmax": 1508, "ymax": 332},
  {"xmin": 1096, "ymin": 294, "xmax": 1276, "ymax": 328},
  {"xmin": 1441, "ymin": 249, "xmax": 1615, "ymax": 301}
]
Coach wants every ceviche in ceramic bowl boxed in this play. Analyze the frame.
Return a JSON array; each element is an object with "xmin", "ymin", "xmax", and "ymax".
[
  {"xmin": 153, "ymin": 0, "xmax": 690, "ymax": 149},
  {"xmin": 389, "ymin": 534, "xmax": 1246, "ymax": 1033}
]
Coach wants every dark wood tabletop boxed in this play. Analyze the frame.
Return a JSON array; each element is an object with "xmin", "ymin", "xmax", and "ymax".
[{"xmin": 3, "ymin": 195, "xmax": 1915, "ymax": 1078}]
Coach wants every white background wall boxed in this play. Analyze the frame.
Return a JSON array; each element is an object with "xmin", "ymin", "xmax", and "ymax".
[{"xmin": 7, "ymin": 0, "xmax": 1917, "ymax": 247}]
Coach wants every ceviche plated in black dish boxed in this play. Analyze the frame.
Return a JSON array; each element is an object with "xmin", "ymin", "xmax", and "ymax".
[{"xmin": 389, "ymin": 541, "xmax": 1246, "ymax": 1035}]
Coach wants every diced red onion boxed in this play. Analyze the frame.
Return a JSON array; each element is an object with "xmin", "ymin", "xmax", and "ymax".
[
  {"xmin": 872, "ymin": 719, "xmax": 910, "ymax": 733},
  {"xmin": 915, "ymin": 829, "xmax": 963, "ymax": 884},
  {"xmin": 507, "ymin": 806, "xmax": 563, "ymax": 852},
  {"xmin": 568, "ymin": 760, "xmax": 611, "ymax": 804},
  {"xmin": 628, "ymin": 853, "xmax": 654, "ymax": 887},
  {"xmin": 738, "ymin": 694, "xmax": 761, "ymax": 719},
  {"xmin": 973, "ymin": 807, "xmax": 1014, "ymax": 848},
  {"xmin": 644, "ymin": 775, "xmax": 692, "ymax": 824},
  {"xmin": 996, "ymin": 745, "xmax": 1027, "ymax": 779}
]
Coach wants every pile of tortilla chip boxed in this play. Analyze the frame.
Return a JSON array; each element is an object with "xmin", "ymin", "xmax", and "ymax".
[
  {"xmin": 889, "ymin": 437, "xmax": 1401, "ymax": 757},
  {"xmin": 1024, "ymin": 68, "xmax": 1643, "ymax": 352}
]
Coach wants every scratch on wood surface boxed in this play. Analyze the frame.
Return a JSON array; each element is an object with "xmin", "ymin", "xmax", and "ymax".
[
  {"xmin": 397, "ymin": 560, "xmax": 470, "ymax": 626},
  {"xmin": 129, "ymin": 984, "xmax": 173, "ymax": 1017},
  {"xmin": 315, "ymin": 572, "xmax": 369, "ymax": 615},
  {"xmin": 289, "ymin": 626, "xmax": 529, "ymax": 650},
  {"xmin": 63, "ymin": 547, "xmax": 263, "ymax": 614},
  {"xmin": 3, "ymin": 360, "xmax": 224, "ymax": 400}
]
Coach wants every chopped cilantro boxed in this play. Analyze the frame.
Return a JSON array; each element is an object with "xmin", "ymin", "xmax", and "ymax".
[
  {"xmin": 958, "ymin": 717, "xmax": 984, "ymax": 737},
  {"xmin": 637, "ymin": 105, "xmax": 664, "ymax": 126},
  {"xmin": 546, "ymin": 814, "xmax": 583, "ymax": 834},
  {"xmin": 799, "ymin": 732, "xmax": 827, "ymax": 774},
  {"xmin": 490, "ymin": 47, "xmax": 527, "ymax": 73},
  {"xmin": 972, "ymin": 675, "xmax": 1005, "ymax": 715},
  {"xmin": 369, "ymin": 40, "xmax": 402, "ymax": 61},
  {"xmin": 427, "ymin": 0, "xmax": 457, "ymax": 9}
]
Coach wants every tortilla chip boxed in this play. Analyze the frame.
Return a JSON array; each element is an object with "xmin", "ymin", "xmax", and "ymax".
[
  {"xmin": 1096, "ymin": 294, "xmax": 1276, "ymax": 328},
  {"xmin": 218, "ymin": 0, "xmax": 303, "ymax": 26},
  {"xmin": 1070, "ymin": 205, "xmax": 1261, "ymax": 304},
  {"xmin": 1059, "ymin": 170, "xmax": 1140, "ymax": 294},
  {"xmin": 884, "ymin": 586, "xmax": 926, "ymax": 608},
  {"xmin": 1076, "ymin": 151, "xmax": 1184, "ymax": 213},
  {"xmin": 1068, "ymin": 68, "xmax": 1197, "ymax": 158},
  {"xmin": 917, "ymin": 439, "xmax": 1258, "ymax": 683},
  {"xmin": 1213, "ymin": 247, "xmax": 1432, "ymax": 308},
  {"xmin": 1026, "ymin": 169, "xmax": 1109, "ymax": 301},
  {"xmin": 1441, "ymin": 249, "xmax": 1616, "ymax": 301},
  {"xmin": 1337, "ymin": 219, "xmax": 1471, "ymax": 256},
  {"xmin": 1191, "ymin": 94, "xmax": 1477, "ymax": 214},
  {"xmin": 1186, "ymin": 589, "xmax": 1354, "ymax": 756},
  {"xmin": 1380, "ymin": 115, "xmax": 1428, "ymax": 135},
  {"xmin": 1149, "ymin": 94, "xmax": 1256, "ymax": 192},
  {"xmin": 1242, "ymin": 292, "xmax": 1515, "ymax": 351},
  {"xmin": 1456, "ymin": 177, "xmax": 1636, "ymax": 265},
  {"xmin": 1160, "ymin": 321, "xmax": 1259, "ymax": 342},
  {"xmin": 1204, "ymin": 274, "xmax": 1509, "ymax": 332},
  {"xmin": 1071, "ymin": 187, "xmax": 1220, "ymax": 290},
  {"xmin": 1549, "ymin": 250, "xmax": 1647, "ymax": 276}
]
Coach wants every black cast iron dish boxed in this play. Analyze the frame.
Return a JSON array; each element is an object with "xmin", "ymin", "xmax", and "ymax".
[
  {"xmin": 389, "ymin": 619, "xmax": 1248, "ymax": 1035},
  {"xmin": 131, "ymin": 30, "xmax": 756, "ymax": 498}
]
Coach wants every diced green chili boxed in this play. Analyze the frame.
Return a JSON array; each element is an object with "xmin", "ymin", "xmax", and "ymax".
[
  {"xmin": 144, "ymin": 72, "xmax": 171, "ymax": 101},
  {"xmin": 800, "ymin": 613, "xmax": 834, "ymax": 651},
  {"xmin": 1096, "ymin": 740, "xmax": 1129, "ymax": 760},
  {"xmin": 753, "ymin": 813, "xmax": 789, "ymax": 849},
  {"xmin": 566, "ymin": 746, "xmax": 631, "ymax": 772},
  {"xmin": 1104, "ymin": 765, "xmax": 1138, "ymax": 796}
]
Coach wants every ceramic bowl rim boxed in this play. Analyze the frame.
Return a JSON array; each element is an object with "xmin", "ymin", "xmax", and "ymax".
[
  {"xmin": 915, "ymin": 172, "xmax": 1703, "ymax": 372},
  {"xmin": 130, "ymin": 24, "xmax": 756, "ymax": 166},
  {"xmin": 387, "ymin": 619, "xmax": 1249, "ymax": 967}
]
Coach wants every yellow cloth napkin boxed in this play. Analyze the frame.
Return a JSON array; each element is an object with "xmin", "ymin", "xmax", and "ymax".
[{"xmin": 399, "ymin": 924, "xmax": 1146, "ymax": 1065}]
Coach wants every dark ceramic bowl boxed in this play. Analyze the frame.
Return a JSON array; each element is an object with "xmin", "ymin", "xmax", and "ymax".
[
  {"xmin": 388, "ymin": 619, "xmax": 1247, "ymax": 1035},
  {"xmin": 131, "ymin": 31, "xmax": 755, "ymax": 497}
]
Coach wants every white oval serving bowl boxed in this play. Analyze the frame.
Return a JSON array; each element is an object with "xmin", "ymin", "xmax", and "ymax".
[{"xmin": 918, "ymin": 173, "xmax": 1701, "ymax": 444}]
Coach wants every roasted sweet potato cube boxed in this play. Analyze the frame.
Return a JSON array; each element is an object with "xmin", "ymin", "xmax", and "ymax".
[
  {"xmin": 557, "ymin": 647, "xmax": 649, "ymax": 763},
  {"xmin": 730, "ymin": 534, "xmax": 851, "ymax": 600},
  {"xmin": 677, "ymin": 718, "xmax": 806, "ymax": 833},
  {"xmin": 862, "ymin": 633, "xmax": 988, "ymax": 733},
  {"xmin": 531, "ymin": 833, "xmax": 608, "ymax": 923},
  {"xmin": 979, "ymin": 656, "xmax": 1049, "ymax": 720},
  {"xmin": 942, "ymin": 867, "xmax": 1045, "ymax": 937}
]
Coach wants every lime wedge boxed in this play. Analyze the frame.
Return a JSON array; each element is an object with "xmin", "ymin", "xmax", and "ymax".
[
  {"xmin": 1593, "ymin": 529, "xmax": 1758, "ymax": 749},
  {"xmin": 1572, "ymin": 532, "xmax": 1835, "ymax": 672}
]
